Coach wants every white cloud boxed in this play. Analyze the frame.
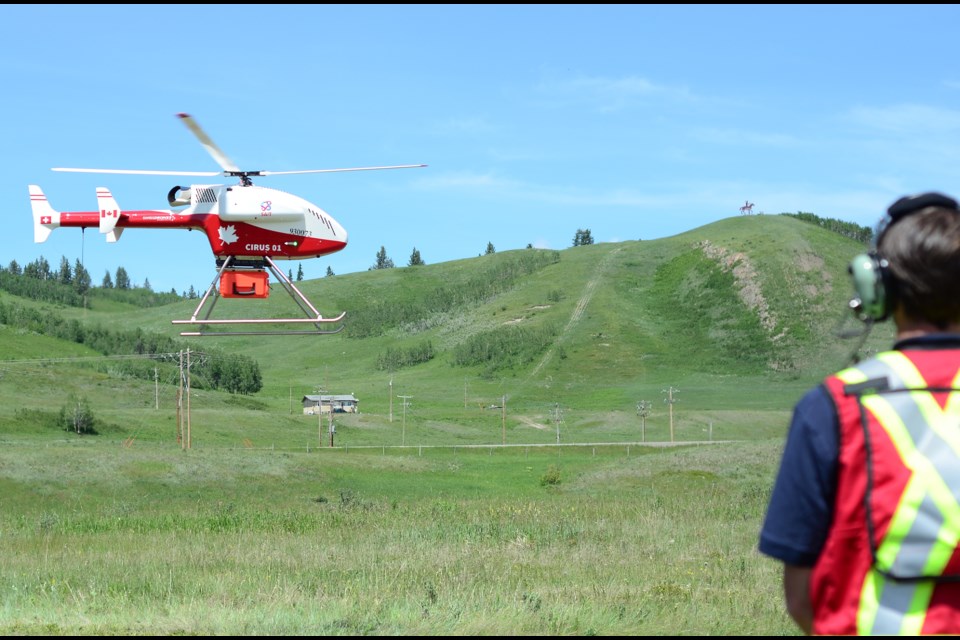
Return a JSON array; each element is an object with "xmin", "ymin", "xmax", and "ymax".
[
  {"xmin": 534, "ymin": 74, "xmax": 696, "ymax": 112},
  {"xmin": 846, "ymin": 104, "xmax": 960, "ymax": 134},
  {"xmin": 413, "ymin": 171, "xmax": 519, "ymax": 190},
  {"xmin": 688, "ymin": 127, "xmax": 804, "ymax": 148},
  {"xmin": 434, "ymin": 116, "xmax": 498, "ymax": 136}
]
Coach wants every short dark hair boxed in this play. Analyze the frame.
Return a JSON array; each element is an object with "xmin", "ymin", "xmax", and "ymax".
[{"xmin": 880, "ymin": 205, "xmax": 960, "ymax": 327}]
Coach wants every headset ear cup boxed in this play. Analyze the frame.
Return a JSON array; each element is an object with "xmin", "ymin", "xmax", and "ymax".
[{"xmin": 848, "ymin": 252, "xmax": 889, "ymax": 321}]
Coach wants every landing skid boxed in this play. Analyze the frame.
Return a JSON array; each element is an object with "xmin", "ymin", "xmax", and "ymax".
[{"xmin": 172, "ymin": 256, "xmax": 346, "ymax": 336}]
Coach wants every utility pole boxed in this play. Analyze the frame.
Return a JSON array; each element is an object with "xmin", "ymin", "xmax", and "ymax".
[
  {"xmin": 389, "ymin": 378, "xmax": 393, "ymax": 423},
  {"xmin": 553, "ymin": 402, "xmax": 563, "ymax": 444},
  {"xmin": 398, "ymin": 394, "xmax": 412, "ymax": 446},
  {"xmin": 186, "ymin": 348, "xmax": 192, "ymax": 449},
  {"xmin": 177, "ymin": 351, "xmax": 183, "ymax": 446},
  {"xmin": 636, "ymin": 400, "xmax": 652, "ymax": 443},
  {"xmin": 329, "ymin": 409, "xmax": 335, "ymax": 448},
  {"xmin": 154, "ymin": 367, "xmax": 159, "ymax": 410},
  {"xmin": 662, "ymin": 387, "xmax": 679, "ymax": 443},
  {"xmin": 177, "ymin": 348, "xmax": 200, "ymax": 450},
  {"xmin": 501, "ymin": 395, "xmax": 506, "ymax": 445}
]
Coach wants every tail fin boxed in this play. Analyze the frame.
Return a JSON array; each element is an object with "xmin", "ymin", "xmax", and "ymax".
[
  {"xmin": 96, "ymin": 187, "xmax": 124, "ymax": 242},
  {"xmin": 29, "ymin": 185, "xmax": 60, "ymax": 243}
]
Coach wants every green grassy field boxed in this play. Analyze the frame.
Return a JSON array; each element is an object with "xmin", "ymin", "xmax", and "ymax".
[
  {"xmin": 0, "ymin": 438, "xmax": 797, "ymax": 635},
  {"xmin": 0, "ymin": 214, "xmax": 895, "ymax": 634}
]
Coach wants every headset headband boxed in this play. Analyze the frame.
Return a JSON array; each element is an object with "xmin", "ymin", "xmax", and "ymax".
[
  {"xmin": 875, "ymin": 192, "xmax": 960, "ymax": 246},
  {"xmin": 848, "ymin": 191, "xmax": 960, "ymax": 325}
]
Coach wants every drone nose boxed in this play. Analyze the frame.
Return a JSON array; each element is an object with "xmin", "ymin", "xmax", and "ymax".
[{"xmin": 332, "ymin": 219, "xmax": 348, "ymax": 245}]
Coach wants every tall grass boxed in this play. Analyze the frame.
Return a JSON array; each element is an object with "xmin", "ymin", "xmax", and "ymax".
[{"xmin": 0, "ymin": 440, "xmax": 798, "ymax": 635}]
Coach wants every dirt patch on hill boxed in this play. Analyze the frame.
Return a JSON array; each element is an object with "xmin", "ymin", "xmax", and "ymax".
[
  {"xmin": 696, "ymin": 240, "xmax": 778, "ymax": 335},
  {"xmin": 795, "ymin": 251, "xmax": 832, "ymax": 298}
]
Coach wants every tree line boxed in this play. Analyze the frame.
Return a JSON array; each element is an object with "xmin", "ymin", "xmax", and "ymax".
[
  {"xmin": 375, "ymin": 341, "xmax": 435, "ymax": 372},
  {"xmin": 452, "ymin": 323, "xmax": 559, "ymax": 376},
  {"xmin": 0, "ymin": 299, "xmax": 262, "ymax": 394},
  {"xmin": 349, "ymin": 250, "xmax": 562, "ymax": 338},
  {"xmin": 2, "ymin": 256, "xmax": 183, "ymax": 307},
  {"xmin": 781, "ymin": 212, "xmax": 873, "ymax": 244},
  {"xmin": 368, "ymin": 230, "xmax": 593, "ymax": 272}
]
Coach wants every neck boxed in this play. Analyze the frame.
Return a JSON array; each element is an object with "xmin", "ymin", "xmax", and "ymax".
[{"xmin": 894, "ymin": 309, "xmax": 960, "ymax": 340}]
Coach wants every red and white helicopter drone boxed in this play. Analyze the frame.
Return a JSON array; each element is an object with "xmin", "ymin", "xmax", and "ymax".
[{"xmin": 29, "ymin": 113, "xmax": 425, "ymax": 336}]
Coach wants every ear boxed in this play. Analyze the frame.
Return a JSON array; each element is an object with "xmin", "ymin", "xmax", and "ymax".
[{"xmin": 848, "ymin": 252, "xmax": 891, "ymax": 322}]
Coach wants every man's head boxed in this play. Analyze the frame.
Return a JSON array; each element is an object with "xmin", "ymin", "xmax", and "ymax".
[{"xmin": 849, "ymin": 192, "xmax": 960, "ymax": 327}]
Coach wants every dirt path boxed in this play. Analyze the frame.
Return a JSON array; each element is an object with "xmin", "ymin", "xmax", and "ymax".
[
  {"xmin": 529, "ymin": 246, "xmax": 621, "ymax": 379},
  {"xmin": 516, "ymin": 415, "xmax": 550, "ymax": 431}
]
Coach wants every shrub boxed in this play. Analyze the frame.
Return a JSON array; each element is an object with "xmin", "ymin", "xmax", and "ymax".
[
  {"xmin": 59, "ymin": 394, "xmax": 97, "ymax": 435},
  {"xmin": 540, "ymin": 464, "xmax": 562, "ymax": 486}
]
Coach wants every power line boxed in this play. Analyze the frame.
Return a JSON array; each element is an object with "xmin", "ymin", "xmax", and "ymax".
[{"xmin": 0, "ymin": 353, "xmax": 184, "ymax": 366}]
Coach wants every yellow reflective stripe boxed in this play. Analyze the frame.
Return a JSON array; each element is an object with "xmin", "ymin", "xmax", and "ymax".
[
  {"xmin": 856, "ymin": 570, "xmax": 933, "ymax": 635},
  {"xmin": 903, "ymin": 582, "xmax": 936, "ymax": 635},
  {"xmin": 879, "ymin": 352, "xmax": 960, "ymax": 457},
  {"xmin": 836, "ymin": 367, "xmax": 868, "ymax": 386},
  {"xmin": 873, "ymin": 353, "xmax": 960, "ymax": 580},
  {"xmin": 857, "ymin": 570, "xmax": 880, "ymax": 634},
  {"xmin": 836, "ymin": 368, "xmax": 887, "ymax": 632},
  {"xmin": 837, "ymin": 353, "xmax": 960, "ymax": 634},
  {"xmin": 861, "ymin": 397, "xmax": 956, "ymax": 576}
]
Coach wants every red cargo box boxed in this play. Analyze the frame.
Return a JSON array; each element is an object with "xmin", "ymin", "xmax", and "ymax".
[{"xmin": 220, "ymin": 270, "xmax": 269, "ymax": 298}]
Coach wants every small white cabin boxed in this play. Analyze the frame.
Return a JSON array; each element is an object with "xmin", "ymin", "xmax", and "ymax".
[{"xmin": 302, "ymin": 394, "xmax": 359, "ymax": 415}]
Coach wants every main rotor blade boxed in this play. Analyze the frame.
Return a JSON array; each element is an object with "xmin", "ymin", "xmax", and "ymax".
[
  {"xmin": 177, "ymin": 112, "xmax": 240, "ymax": 173},
  {"xmin": 262, "ymin": 164, "xmax": 428, "ymax": 176},
  {"xmin": 52, "ymin": 168, "xmax": 221, "ymax": 176}
]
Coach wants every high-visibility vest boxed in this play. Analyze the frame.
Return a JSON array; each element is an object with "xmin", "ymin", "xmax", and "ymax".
[{"xmin": 814, "ymin": 349, "xmax": 960, "ymax": 635}]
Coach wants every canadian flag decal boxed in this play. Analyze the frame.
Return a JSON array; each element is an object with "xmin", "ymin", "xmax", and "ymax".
[{"xmin": 218, "ymin": 225, "xmax": 238, "ymax": 244}]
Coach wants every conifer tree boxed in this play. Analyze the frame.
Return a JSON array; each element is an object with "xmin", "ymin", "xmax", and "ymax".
[
  {"xmin": 115, "ymin": 266, "xmax": 131, "ymax": 290},
  {"xmin": 372, "ymin": 246, "xmax": 395, "ymax": 269},
  {"xmin": 572, "ymin": 229, "xmax": 595, "ymax": 246}
]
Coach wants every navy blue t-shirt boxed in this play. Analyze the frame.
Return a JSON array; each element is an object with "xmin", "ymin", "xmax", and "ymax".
[
  {"xmin": 758, "ymin": 334, "xmax": 960, "ymax": 567},
  {"xmin": 758, "ymin": 383, "xmax": 838, "ymax": 566}
]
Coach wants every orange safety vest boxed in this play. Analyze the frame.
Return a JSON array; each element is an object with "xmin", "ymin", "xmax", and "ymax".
[{"xmin": 815, "ymin": 349, "xmax": 960, "ymax": 635}]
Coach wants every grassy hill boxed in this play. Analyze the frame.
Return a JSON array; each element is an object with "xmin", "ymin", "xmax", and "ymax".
[{"xmin": 0, "ymin": 213, "xmax": 895, "ymax": 449}]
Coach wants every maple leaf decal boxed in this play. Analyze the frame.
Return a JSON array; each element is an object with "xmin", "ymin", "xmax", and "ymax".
[{"xmin": 218, "ymin": 225, "xmax": 238, "ymax": 244}]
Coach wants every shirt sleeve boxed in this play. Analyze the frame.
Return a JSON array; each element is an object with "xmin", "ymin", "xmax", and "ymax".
[{"xmin": 758, "ymin": 384, "xmax": 838, "ymax": 567}]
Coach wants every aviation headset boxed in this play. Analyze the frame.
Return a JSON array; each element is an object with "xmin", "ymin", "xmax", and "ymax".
[{"xmin": 848, "ymin": 191, "xmax": 960, "ymax": 322}]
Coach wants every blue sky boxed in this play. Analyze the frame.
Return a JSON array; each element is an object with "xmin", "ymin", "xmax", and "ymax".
[{"xmin": 3, "ymin": 4, "xmax": 959, "ymax": 295}]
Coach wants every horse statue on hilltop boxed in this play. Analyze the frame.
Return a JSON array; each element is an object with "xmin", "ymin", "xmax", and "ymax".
[{"xmin": 739, "ymin": 201, "xmax": 755, "ymax": 215}]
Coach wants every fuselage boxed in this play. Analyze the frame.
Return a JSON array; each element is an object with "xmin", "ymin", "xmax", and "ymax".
[{"xmin": 55, "ymin": 184, "xmax": 348, "ymax": 260}]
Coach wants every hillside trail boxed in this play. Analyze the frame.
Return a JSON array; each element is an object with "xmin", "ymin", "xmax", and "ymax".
[
  {"xmin": 516, "ymin": 415, "xmax": 550, "ymax": 430},
  {"xmin": 527, "ymin": 246, "xmax": 622, "ymax": 381}
]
